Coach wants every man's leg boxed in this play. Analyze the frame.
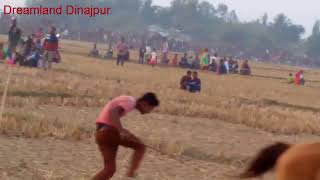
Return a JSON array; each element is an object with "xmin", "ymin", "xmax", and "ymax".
[
  {"xmin": 121, "ymin": 56, "xmax": 124, "ymax": 66},
  {"xmin": 93, "ymin": 129, "xmax": 120, "ymax": 180},
  {"xmin": 116, "ymin": 55, "xmax": 120, "ymax": 66},
  {"xmin": 138, "ymin": 57, "xmax": 142, "ymax": 64},
  {"xmin": 43, "ymin": 51, "xmax": 48, "ymax": 70},
  {"xmin": 120, "ymin": 131, "xmax": 146, "ymax": 177},
  {"xmin": 47, "ymin": 51, "xmax": 54, "ymax": 70},
  {"xmin": 93, "ymin": 145, "xmax": 118, "ymax": 180}
]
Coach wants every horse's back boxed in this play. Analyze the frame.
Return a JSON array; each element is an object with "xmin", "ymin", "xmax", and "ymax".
[{"xmin": 276, "ymin": 143, "xmax": 320, "ymax": 180}]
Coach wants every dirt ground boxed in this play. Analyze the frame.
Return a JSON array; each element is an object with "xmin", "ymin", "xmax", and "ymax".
[{"xmin": 0, "ymin": 111, "xmax": 319, "ymax": 180}]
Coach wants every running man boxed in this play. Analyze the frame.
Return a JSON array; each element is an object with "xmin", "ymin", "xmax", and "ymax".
[{"xmin": 93, "ymin": 92, "xmax": 160, "ymax": 180}]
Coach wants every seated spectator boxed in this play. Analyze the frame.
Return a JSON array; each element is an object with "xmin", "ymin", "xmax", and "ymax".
[
  {"xmin": 179, "ymin": 53, "xmax": 188, "ymax": 68},
  {"xmin": 161, "ymin": 53, "xmax": 170, "ymax": 65},
  {"xmin": 217, "ymin": 59, "xmax": 227, "ymax": 75},
  {"xmin": 288, "ymin": 73, "xmax": 294, "ymax": 84},
  {"xmin": 26, "ymin": 47, "xmax": 41, "ymax": 67},
  {"xmin": 104, "ymin": 48, "xmax": 113, "ymax": 59},
  {"xmin": 180, "ymin": 70, "xmax": 192, "ymax": 90},
  {"xmin": 240, "ymin": 60, "xmax": 251, "ymax": 75},
  {"xmin": 233, "ymin": 60, "xmax": 239, "ymax": 73},
  {"xmin": 193, "ymin": 53, "xmax": 201, "ymax": 69},
  {"xmin": 187, "ymin": 54, "xmax": 195, "ymax": 68},
  {"xmin": 187, "ymin": 71, "xmax": 201, "ymax": 93},
  {"xmin": 89, "ymin": 43, "xmax": 99, "ymax": 57},
  {"xmin": 209, "ymin": 55, "xmax": 217, "ymax": 72},
  {"xmin": 171, "ymin": 53, "xmax": 178, "ymax": 66}
]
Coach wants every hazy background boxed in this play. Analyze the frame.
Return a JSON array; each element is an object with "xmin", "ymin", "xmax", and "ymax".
[{"xmin": 154, "ymin": 0, "xmax": 320, "ymax": 36}]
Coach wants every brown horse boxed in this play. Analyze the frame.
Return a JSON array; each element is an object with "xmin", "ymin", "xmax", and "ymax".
[{"xmin": 239, "ymin": 142, "xmax": 320, "ymax": 180}]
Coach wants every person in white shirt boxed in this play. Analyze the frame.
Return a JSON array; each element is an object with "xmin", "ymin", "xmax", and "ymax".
[
  {"xmin": 224, "ymin": 59, "xmax": 230, "ymax": 74},
  {"xmin": 144, "ymin": 45, "xmax": 152, "ymax": 63}
]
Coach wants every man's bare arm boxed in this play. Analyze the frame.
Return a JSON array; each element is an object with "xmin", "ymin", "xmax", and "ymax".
[{"xmin": 109, "ymin": 106, "xmax": 125, "ymax": 130}]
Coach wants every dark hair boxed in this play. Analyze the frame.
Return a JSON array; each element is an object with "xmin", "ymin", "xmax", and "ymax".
[
  {"xmin": 239, "ymin": 142, "xmax": 290, "ymax": 178},
  {"xmin": 187, "ymin": 70, "xmax": 192, "ymax": 74},
  {"xmin": 138, "ymin": 92, "xmax": 159, "ymax": 107},
  {"xmin": 289, "ymin": 73, "xmax": 292, "ymax": 76},
  {"xmin": 193, "ymin": 71, "xmax": 198, "ymax": 75}
]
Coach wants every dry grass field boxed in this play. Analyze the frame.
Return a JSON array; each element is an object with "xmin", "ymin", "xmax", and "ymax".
[{"xmin": 0, "ymin": 35, "xmax": 320, "ymax": 180}]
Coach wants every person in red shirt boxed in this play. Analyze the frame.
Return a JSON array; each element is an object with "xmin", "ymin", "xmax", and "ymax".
[
  {"xmin": 180, "ymin": 71, "xmax": 192, "ymax": 90},
  {"xmin": 42, "ymin": 26, "xmax": 59, "ymax": 70},
  {"xmin": 93, "ymin": 92, "xmax": 160, "ymax": 180},
  {"xmin": 116, "ymin": 37, "xmax": 128, "ymax": 66}
]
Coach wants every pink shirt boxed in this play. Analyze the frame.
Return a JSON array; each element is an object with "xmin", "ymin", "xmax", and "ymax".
[
  {"xmin": 96, "ymin": 96, "xmax": 136, "ymax": 128},
  {"xmin": 117, "ymin": 42, "xmax": 128, "ymax": 55}
]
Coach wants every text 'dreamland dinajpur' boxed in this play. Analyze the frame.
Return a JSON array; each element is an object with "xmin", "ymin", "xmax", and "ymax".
[{"xmin": 3, "ymin": 5, "xmax": 112, "ymax": 17}]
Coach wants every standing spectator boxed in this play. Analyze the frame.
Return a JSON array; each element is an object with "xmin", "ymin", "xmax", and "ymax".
[
  {"xmin": 217, "ymin": 59, "xmax": 227, "ymax": 75},
  {"xmin": 145, "ymin": 44, "xmax": 152, "ymax": 63},
  {"xmin": 295, "ymin": 70, "xmax": 305, "ymax": 85},
  {"xmin": 8, "ymin": 18, "xmax": 22, "ymax": 63},
  {"xmin": 161, "ymin": 37, "xmax": 169, "ymax": 64},
  {"xmin": 116, "ymin": 37, "xmax": 128, "ymax": 66},
  {"xmin": 42, "ymin": 26, "xmax": 59, "ymax": 70},
  {"xmin": 139, "ymin": 42, "xmax": 146, "ymax": 64},
  {"xmin": 200, "ymin": 48, "xmax": 209, "ymax": 70},
  {"xmin": 179, "ymin": 53, "xmax": 188, "ymax": 68},
  {"xmin": 300, "ymin": 71, "xmax": 305, "ymax": 85}
]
